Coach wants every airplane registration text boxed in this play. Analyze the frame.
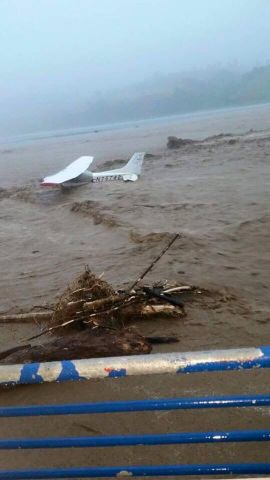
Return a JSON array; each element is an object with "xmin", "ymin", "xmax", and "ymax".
[{"xmin": 93, "ymin": 175, "xmax": 123, "ymax": 183}]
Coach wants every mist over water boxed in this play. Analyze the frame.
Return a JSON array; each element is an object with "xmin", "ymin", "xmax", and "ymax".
[{"xmin": 1, "ymin": 0, "xmax": 270, "ymax": 136}]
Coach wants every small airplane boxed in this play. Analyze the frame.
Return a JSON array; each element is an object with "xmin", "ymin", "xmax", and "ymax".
[{"xmin": 41, "ymin": 152, "xmax": 145, "ymax": 188}]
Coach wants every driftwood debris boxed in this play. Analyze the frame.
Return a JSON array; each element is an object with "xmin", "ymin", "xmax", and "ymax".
[
  {"xmin": 0, "ymin": 329, "xmax": 151, "ymax": 364},
  {"xmin": 0, "ymin": 311, "xmax": 53, "ymax": 324},
  {"xmin": 143, "ymin": 286, "xmax": 185, "ymax": 308},
  {"xmin": 0, "ymin": 235, "xmax": 189, "ymax": 364}
]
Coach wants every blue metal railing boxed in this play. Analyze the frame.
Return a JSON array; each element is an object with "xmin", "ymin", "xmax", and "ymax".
[
  {"xmin": 1, "ymin": 464, "xmax": 270, "ymax": 479},
  {"xmin": 1, "ymin": 347, "xmax": 270, "ymax": 478},
  {"xmin": 1, "ymin": 393, "xmax": 270, "ymax": 417},
  {"xmin": 1, "ymin": 428, "xmax": 270, "ymax": 450},
  {"xmin": 1, "ymin": 346, "xmax": 270, "ymax": 386}
]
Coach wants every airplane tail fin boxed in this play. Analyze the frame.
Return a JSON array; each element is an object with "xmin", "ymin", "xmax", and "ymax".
[
  {"xmin": 121, "ymin": 152, "xmax": 145, "ymax": 175},
  {"xmin": 91, "ymin": 152, "xmax": 145, "ymax": 183}
]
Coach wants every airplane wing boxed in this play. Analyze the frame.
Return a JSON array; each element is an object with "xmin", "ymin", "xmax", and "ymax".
[{"xmin": 41, "ymin": 156, "xmax": 94, "ymax": 185}]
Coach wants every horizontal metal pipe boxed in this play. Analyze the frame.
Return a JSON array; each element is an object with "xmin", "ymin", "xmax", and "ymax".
[
  {"xmin": 1, "ymin": 463, "xmax": 270, "ymax": 479},
  {"xmin": 1, "ymin": 429, "xmax": 270, "ymax": 450},
  {"xmin": 1, "ymin": 346, "xmax": 270, "ymax": 386},
  {"xmin": 1, "ymin": 393, "xmax": 269, "ymax": 417}
]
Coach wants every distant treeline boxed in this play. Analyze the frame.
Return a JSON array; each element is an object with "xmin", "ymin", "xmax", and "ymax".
[{"xmin": 83, "ymin": 65, "xmax": 270, "ymax": 124}]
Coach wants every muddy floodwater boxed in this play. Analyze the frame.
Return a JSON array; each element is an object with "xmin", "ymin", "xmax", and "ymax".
[{"xmin": 0, "ymin": 104, "xmax": 270, "ymax": 476}]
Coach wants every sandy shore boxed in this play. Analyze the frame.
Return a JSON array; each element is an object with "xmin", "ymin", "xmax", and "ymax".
[{"xmin": 0, "ymin": 104, "xmax": 270, "ymax": 473}]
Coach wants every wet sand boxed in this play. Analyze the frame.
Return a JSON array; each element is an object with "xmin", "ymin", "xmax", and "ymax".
[{"xmin": 0, "ymin": 104, "xmax": 270, "ymax": 475}]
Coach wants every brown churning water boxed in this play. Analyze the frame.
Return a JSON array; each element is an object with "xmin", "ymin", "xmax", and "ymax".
[{"xmin": 0, "ymin": 104, "xmax": 270, "ymax": 472}]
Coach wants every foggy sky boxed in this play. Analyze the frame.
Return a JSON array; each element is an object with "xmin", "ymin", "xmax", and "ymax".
[{"xmin": 1, "ymin": 0, "xmax": 270, "ymax": 135}]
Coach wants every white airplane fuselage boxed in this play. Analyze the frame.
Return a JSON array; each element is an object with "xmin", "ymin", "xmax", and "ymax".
[
  {"xmin": 41, "ymin": 153, "xmax": 145, "ymax": 188},
  {"xmin": 61, "ymin": 170, "xmax": 138, "ymax": 188}
]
